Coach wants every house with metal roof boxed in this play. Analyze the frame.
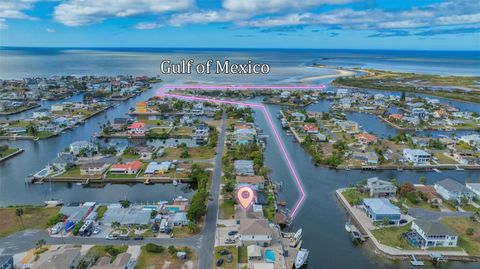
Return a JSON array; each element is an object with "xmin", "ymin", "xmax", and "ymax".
[
  {"xmin": 366, "ymin": 177, "xmax": 397, "ymax": 197},
  {"xmin": 239, "ymin": 218, "xmax": 273, "ymax": 247},
  {"xmin": 434, "ymin": 178, "xmax": 474, "ymax": 203},
  {"xmin": 466, "ymin": 183, "xmax": 480, "ymax": 199},
  {"xmin": 407, "ymin": 220, "xmax": 458, "ymax": 248},
  {"xmin": 234, "ymin": 160, "xmax": 255, "ymax": 176},
  {"xmin": 362, "ymin": 198, "xmax": 401, "ymax": 225}
]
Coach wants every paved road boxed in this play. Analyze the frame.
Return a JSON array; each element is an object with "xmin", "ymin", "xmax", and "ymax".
[
  {"xmin": 199, "ymin": 112, "xmax": 226, "ymax": 269},
  {"xmin": 408, "ymin": 208, "xmax": 473, "ymax": 220},
  {"xmin": 0, "ymin": 113, "xmax": 227, "ymax": 269}
]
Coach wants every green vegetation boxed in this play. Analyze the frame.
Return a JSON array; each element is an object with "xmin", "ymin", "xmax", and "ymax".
[
  {"xmin": 371, "ymin": 224, "xmax": 414, "ymax": 250},
  {"xmin": 95, "ymin": 205, "xmax": 108, "ymax": 219},
  {"xmin": 187, "ymin": 165, "xmax": 210, "ymax": 222},
  {"xmin": 85, "ymin": 245, "xmax": 128, "ymax": 259},
  {"xmin": 220, "ymin": 198, "xmax": 235, "ymax": 219},
  {"xmin": 442, "ymin": 217, "xmax": 480, "ymax": 256},
  {"xmin": 334, "ymin": 69, "xmax": 480, "ymax": 103},
  {"xmin": 342, "ymin": 188, "xmax": 367, "ymax": 206},
  {"xmin": 0, "ymin": 206, "xmax": 60, "ymax": 238},
  {"xmin": 263, "ymin": 185, "xmax": 276, "ymax": 221},
  {"xmin": 238, "ymin": 246, "xmax": 248, "ymax": 263},
  {"xmin": 46, "ymin": 213, "xmax": 65, "ymax": 226},
  {"xmin": 0, "ymin": 145, "xmax": 18, "ymax": 158},
  {"xmin": 135, "ymin": 245, "xmax": 196, "ymax": 269},
  {"xmin": 213, "ymin": 246, "xmax": 238, "ymax": 269}
]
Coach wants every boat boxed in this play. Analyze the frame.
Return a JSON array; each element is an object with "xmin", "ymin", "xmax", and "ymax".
[
  {"xmin": 432, "ymin": 168, "xmax": 441, "ymax": 173},
  {"xmin": 44, "ymin": 199, "xmax": 64, "ymax": 207},
  {"xmin": 295, "ymin": 248, "xmax": 309, "ymax": 268},
  {"xmin": 410, "ymin": 255, "xmax": 424, "ymax": 266},
  {"xmin": 455, "ymin": 166, "xmax": 464, "ymax": 171},
  {"xmin": 345, "ymin": 218, "xmax": 352, "ymax": 233},
  {"xmin": 172, "ymin": 179, "xmax": 178, "ymax": 186},
  {"xmin": 289, "ymin": 229, "xmax": 303, "ymax": 247}
]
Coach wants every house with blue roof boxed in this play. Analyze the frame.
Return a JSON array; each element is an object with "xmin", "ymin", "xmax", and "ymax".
[{"xmin": 362, "ymin": 198, "xmax": 401, "ymax": 225}]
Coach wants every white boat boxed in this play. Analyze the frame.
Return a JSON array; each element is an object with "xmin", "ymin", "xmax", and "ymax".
[
  {"xmin": 289, "ymin": 228, "xmax": 303, "ymax": 247},
  {"xmin": 172, "ymin": 179, "xmax": 178, "ymax": 186},
  {"xmin": 432, "ymin": 168, "xmax": 441, "ymax": 173},
  {"xmin": 455, "ymin": 166, "xmax": 464, "ymax": 171},
  {"xmin": 295, "ymin": 248, "xmax": 309, "ymax": 268},
  {"xmin": 345, "ymin": 221, "xmax": 352, "ymax": 233},
  {"xmin": 44, "ymin": 199, "xmax": 64, "ymax": 206}
]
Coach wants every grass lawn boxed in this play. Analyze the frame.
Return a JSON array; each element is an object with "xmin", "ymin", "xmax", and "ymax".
[
  {"xmin": 172, "ymin": 226, "xmax": 199, "ymax": 238},
  {"xmin": 95, "ymin": 205, "xmax": 108, "ymax": 220},
  {"xmin": 158, "ymin": 147, "xmax": 215, "ymax": 160},
  {"xmin": 220, "ymin": 199, "xmax": 235, "ymax": 220},
  {"xmin": 60, "ymin": 166, "xmax": 82, "ymax": 177},
  {"xmin": 442, "ymin": 217, "xmax": 480, "ymax": 256},
  {"xmin": 106, "ymin": 172, "xmax": 138, "ymax": 179},
  {"xmin": 85, "ymin": 245, "xmax": 128, "ymax": 259},
  {"xmin": 434, "ymin": 153, "xmax": 458, "ymax": 165},
  {"xmin": 461, "ymin": 204, "xmax": 479, "ymax": 213},
  {"xmin": 371, "ymin": 224, "xmax": 415, "ymax": 250},
  {"xmin": 342, "ymin": 188, "xmax": 367, "ymax": 206},
  {"xmin": 135, "ymin": 245, "xmax": 197, "ymax": 269},
  {"xmin": 0, "ymin": 207, "xmax": 60, "ymax": 238},
  {"xmin": 213, "ymin": 246, "xmax": 237, "ymax": 269},
  {"xmin": 0, "ymin": 147, "xmax": 18, "ymax": 158},
  {"xmin": 237, "ymin": 246, "xmax": 248, "ymax": 263},
  {"xmin": 402, "ymin": 198, "xmax": 440, "ymax": 212},
  {"xmin": 171, "ymin": 127, "xmax": 194, "ymax": 137},
  {"xmin": 120, "ymin": 153, "xmax": 140, "ymax": 159}
]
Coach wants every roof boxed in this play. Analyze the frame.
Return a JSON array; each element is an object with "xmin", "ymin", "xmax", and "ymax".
[
  {"xmin": 414, "ymin": 185, "xmax": 441, "ymax": 200},
  {"xmin": 247, "ymin": 245, "xmax": 262, "ymax": 257},
  {"xmin": 239, "ymin": 218, "xmax": 272, "ymax": 236},
  {"xmin": 303, "ymin": 124, "xmax": 318, "ymax": 131},
  {"xmin": 128, "ymin": 122, "xmax": 145, "ymax": 129},
  {"xmin": 103, "ymin": 206, "xmax": 151, "ymax": 225},
  {"xmin": 111, "ymin": 160, "xmax": 142, "ymax": 171},
  {"xmin": 355, "ymin": 133, "xmax": 377, "ymax": 142},
  {"xmin": 436, "ymin": 178, "xmax": 470, "ymax": 193},
  {"xmin": 90, "ymin": 253, "xmax": 132, "ymax": 269},
  {"xmin": 33, "ymin": 248, "xmax": 80, "ymax": 269},
  {"xmin": 363, "ymin": 198, "xmax": 400, "ymax": 215},
  {"xmin": 413, "ymin": 219, "xmax": 457, "ymax": 237},
  {"xmin": 145, "ymin": 161, "xmax": 170, "ymax": 174},
  {"xmin": 80, "ymin": 162, "xmax": 107, "ymax": 169},
  {"xmin": 403, "ymin": 148, "xmax": 430, "ymax": 156},
  {"xmin": 236, "ymin": 176, "xmax": 265, "ymax": 184},
  {"xmin": 466, "ymin": 183, "xmax": 480, "ymax": 193}
]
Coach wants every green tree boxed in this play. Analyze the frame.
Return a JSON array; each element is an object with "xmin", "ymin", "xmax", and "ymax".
[
  {"xmin": 419, "ymin": 176, "xmax": 427, "ymax": 185},
  {"xmin": 168, "ymin": 245, "xmax": 177, "ymax": 256},
  {"xmin": 36, "ymin": 239, "xmax": 46, "ymax": 249},
  {"xmin": 15, "ymin": 208, "xmax": 24, "ymax": 228}
]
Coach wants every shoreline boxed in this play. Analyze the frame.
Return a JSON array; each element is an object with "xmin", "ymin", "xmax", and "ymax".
[
  {"xmin": 0, "ymin": 148, "xmax": 24, "ymax": 162},
  {"xmin": 335, "ymin": 188, "xmax": 480, "ymax": 262},
  {"xmin": 298, "ymin": 66, "xmax": 357, "ymax": 82}
]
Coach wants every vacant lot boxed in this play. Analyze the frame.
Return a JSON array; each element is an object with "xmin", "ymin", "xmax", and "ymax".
[
  {"xmin": 442, "ymin": 217, "xmax": 480, "ymax": 256},
  {"xmin": 135, "ymin": 245, "xmax": 197, "ymax": 269},
  {"xmin": 0, "ymin": 207, "xmax": 60, "ymax": 238},
  {"xmin": 158, "ymin": 147, "xmax": 215, "ymax": 160}
]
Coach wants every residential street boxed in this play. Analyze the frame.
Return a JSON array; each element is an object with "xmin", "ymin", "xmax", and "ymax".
[{"xmin": 0, "ymin": 113, "xmax": 227, "ymax": 269}]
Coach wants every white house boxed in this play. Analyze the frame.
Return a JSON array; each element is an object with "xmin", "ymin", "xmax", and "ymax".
[
  {"xmin": 410, "ymin": 220, "xmax": 458, "ymax": 248},
  {"xmin": 32, "ymin": 108, "xmax": 51, "ymax": 119},
  {"xmin": 80, "ymin": 162, "xmax": 109, "ymax": 176},
  {"xmin": 291, "ymin": 112, "xmax": 306, "ymax": 122},
  {"xmin": 366, "ymin": 177, "xmax": 397, "ymax": 197},
  {"xmin": 69, "ymin": 141, "xmax": 98, "ymax": 156},
  {"xmin": 403, "ymin": 149, "xmax": 431, "ymax": 165},
  {"xmin": 466, "ymin": 183, "xmax": 480, "ymax": 199},
  {"xmin": 434, "ymin": 178, "xmax": 474, "ymax": 203},
  {"xmin": 239, "ymin": 218, "xmax": 273, "ymax": 247}
]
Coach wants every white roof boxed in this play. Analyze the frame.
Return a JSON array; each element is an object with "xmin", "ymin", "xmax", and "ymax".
[
  {"xmin": 247, "ymin": 245, "xmax": 262, "ymax": 257},
  {"xmin": 363, "ymin": 198, "xmax": 400, "ymax": 215}
]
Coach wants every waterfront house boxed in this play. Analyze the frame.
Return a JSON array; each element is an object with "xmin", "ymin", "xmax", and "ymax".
[
  {"xmin": 236, "ymin": 176, "xmax": 265, "ymax": 191},
  {"xmin": 80, "ymin": 162, "xmax": 109, "ymax": 176},
  {"xmin": 234, "ymin": 160, "xmax": 255, "ymax": 176},
  {"xmin": 434, "ymin": 178, "xmax": 474, "ymax": 203},
  {"xmin": 291, "ymin": 112, "xmax": 306, "ymax": 122},
  {"xmin": 110, "ymin": 160, "xmax": 142, "ymax": 175},
  {"xmin": 355, "ymin": 133, "xmax": 378, "ymax": 145},
  {"xmin": 402, "ymin": 116, "xmax": 420, "ymax": 125},
  {"xmin": 127, "ymin": 122, "xmax": 145, "ymax": 136},
  {"xmin": 388, "ymin": 114, "xmax": 402, "ymax": 121},
  {"xmin": 0, "ymin": 255, "xmax": 13, "ymax": 269},
  {"xmin": 352, "ymin": 151, "xmax": 379, "ymax": 165},
  {"xmin": 466, "ymin": 183, "xmax": 480, "ymax": 199},
  {"xmin": 414, "ymin": 185, "xmax": 443, "ymax": 204},
  {"xmin": 32, "ymin": 247, "xmax": 81, "ymax": 269},
  {"xmin": 402, "ymin": 149, "xmax": 431, "ymax": 165},
  {"xmin": 234, "ymin": 124, "xmax": 257, "ymax": 145},
  {"xmin": 362, "ymin": 198, "xmax": 401, "ymax": 225},
  {"xmin": 315, "ymin": 133, "xmax": 327, "ymax": 142},
  {"xmin": 408, "ymin": 220, "xmax": 458, "ymax": 248},
  {"xmin": 411, "ymin": 108, "xmax": 428, "ymax": 118},
  {"xmin": 302, "ymin": 124, "xmax": 319, "ymax": 134},
  {"xmin": 239, "ymin": 218, "xmax": 273, "ymax": 246},
  {"xmin": 135, "ymin": 101, "xmax": 148, "ymax": 113},
  {"xmin": 366, "ymin": 177, "xmax": 396, "ymax": 197},
  {"xmin": 459, "ymin": 134, "xmax": 480, "ymax": 147},
  {"xmin": 69, "ymin": 141, "xmax": 98, "ymax": 156},
  {"xmin": 103, "ymin": 204, "xmax": 151, "ymax": 226},
  {"xmin": 144, "ymin": 161, "xmax": 171, "ymax": 175},
  {"xmin": 335, "ymin": 120, "xmax": 359, "ymax": 134},
  {"xmin": 32, "ymin": 108, "xmax": 51, "ymax": 119},
  {"xmin": 235, "ymin": 204, "xmax": 264, "ymax": 221},
  {"xmin": 50, "ymin": 152, "xmax": 77, "ymax": 170},
  {"xmin": 136, "ymin": 146, "xmax": 155, "ymax": 160}
]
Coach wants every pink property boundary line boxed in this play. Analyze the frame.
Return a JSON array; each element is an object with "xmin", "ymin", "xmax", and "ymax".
[{"xmin": 156, "ymin": 84, "xmax": 326, "ymax": 219}]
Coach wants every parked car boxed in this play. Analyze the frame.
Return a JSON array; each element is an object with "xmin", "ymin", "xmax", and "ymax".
[
  {"xmin": 399, "ymin": 219, "xmax": 408, "ymax": 224},
  {"xmin": 227, "ymin": 231, "xmax": 238, "ymax": 236},
  {"xmin": 105, "ymin": 234, "xmax": 118, "ymax": 240},
  {"xmin": 217, "ymin": 249, "xmax": 230, "ymax": 255},
  {"xmin": 93, "ymin": 227, "xmax": 101, "ymax": 235},
  {"xmin": 227, "ymin": 254, "xmax": 232, "ymax": 263},
  {"xmin": 216, "ymin": 259, "xmax": 224, "ymax": 266},
  {"xmin": 133, "ymin": 236, "xmax": 144, "ymax": 240}
]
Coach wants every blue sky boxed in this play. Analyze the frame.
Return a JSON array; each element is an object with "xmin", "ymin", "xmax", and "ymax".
[{"xmin": 0, "ymin": 0, "xmax": 479, "ymax": 50}]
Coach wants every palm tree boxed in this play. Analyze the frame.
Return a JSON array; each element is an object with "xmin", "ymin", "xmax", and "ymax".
[
  {"xmin": 15, "ymin": 208, "xmax": 24, "ymax": 228},
  {"xmin": 36, "ymin": 239, "xmax": 46, "ymax": 249}
]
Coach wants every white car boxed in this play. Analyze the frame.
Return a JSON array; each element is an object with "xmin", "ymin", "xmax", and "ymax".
[
  {"xmin": 93, "ymin": 227, "xmax": 101, "ymax": 235},
  {"xmin": 105, "ymin": 234, "xmax": 118, "ymax": 240}
]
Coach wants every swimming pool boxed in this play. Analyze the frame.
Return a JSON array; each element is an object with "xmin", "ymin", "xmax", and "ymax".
[{"xmin": 265, "ymin": 249, "xmax": 275, "ymax": 263}]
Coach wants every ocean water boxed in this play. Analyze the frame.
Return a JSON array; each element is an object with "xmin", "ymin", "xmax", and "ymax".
[{"xmin": 0, "ymin": 48, "xmax": 479, "ymax": 81}]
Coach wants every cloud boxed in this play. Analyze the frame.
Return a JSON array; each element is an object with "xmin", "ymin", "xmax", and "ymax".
[
  {"xmin": 167, "ymin": 10, "xmax": 249, "ymax": 27},
  {"xmin": 0, "ymin": 18, "xmax": 7, "ymax": 29},
  {"xmin": 0, "ymin": 0, "xmax": 49, "ymax": 28},
  {"xmin": 259, "ymin": 25, "xmax": 304, "ymax": 33},
  {"xmin": 134, "ymin": 22, "xmax": 164, "ymax": 30},
  {"xmin": 241, "ymin": 0, "xmax": 480, "ymax": 30},
  {"xmin": 222, "ymin": 0, "xmax": 359, "ymax": 14},
  {"xmin": 54, "ymin": 0, "xmax": 194, "ymax": 26},
  {"xmin": 368, "ymin": 29, "xmax": 410, "ymax": 38},
  {"xmin": 415, "ymin": 26, "xmax": 480, "ymax": 36},
  {"xmin": 46, "ymin": 28, "xmax": 55, "ymax": 33}
]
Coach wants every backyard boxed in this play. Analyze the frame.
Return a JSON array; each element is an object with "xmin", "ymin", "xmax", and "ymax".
[{"xmin": 442, "ymin": 217, "xmax": 480, "ymax": 256}]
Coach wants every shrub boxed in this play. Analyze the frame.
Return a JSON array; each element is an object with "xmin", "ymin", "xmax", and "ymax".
[
  {"xmin": 168, "ymin": 245, "xmax": 177, "ymax": 256},
  {"xmin": 466, "ymin": 227, "xmax": 474, "ymax": 236},
  {"xmin": 145, "ymin": 243, "xmax": 164, "ymax": 253}
]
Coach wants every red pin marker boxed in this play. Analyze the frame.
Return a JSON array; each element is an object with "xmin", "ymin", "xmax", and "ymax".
[{"xmin": 237, "ymin": 186, "xmax": 254, "ymax": 209}]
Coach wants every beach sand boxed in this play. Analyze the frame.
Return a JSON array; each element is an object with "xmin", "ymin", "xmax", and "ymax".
[{"xmin": 299, "ymin": 68, "xmax": 356, "ymax": 82}]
